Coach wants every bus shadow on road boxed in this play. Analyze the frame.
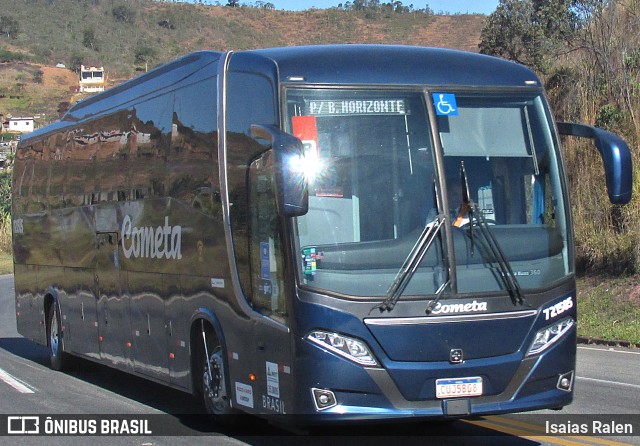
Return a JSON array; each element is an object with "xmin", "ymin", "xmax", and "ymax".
[
  {"xmin": 0, "ymin": 336, "xmax": 49, "ymax": 365},
  {"xmin": 0, "ymin": 337, "xmax": 542, "ymax": 443},
  {"xmin": 234, "ymin": 418, "xmax": 544, "ymax": 445}
]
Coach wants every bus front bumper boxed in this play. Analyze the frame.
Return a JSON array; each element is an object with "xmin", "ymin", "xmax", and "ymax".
[{"xmin": 297, "ymin": 326, "xmax": 576, "ymax": 421}]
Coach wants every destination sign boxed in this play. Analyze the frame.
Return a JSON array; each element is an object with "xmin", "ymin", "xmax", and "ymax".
[{"xmin": 306, "ymin": 99, "xmax": 407, "ymax": 116}]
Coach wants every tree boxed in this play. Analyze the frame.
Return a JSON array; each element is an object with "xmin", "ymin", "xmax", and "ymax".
[
  {"xmin": 0, "ymin": 49, "xmax": 26, "ymax": 62},
  {"xmin": 0, "ymin": 15, "xmax": 19, "ymax": 39},
  {"xmin": 158, "ymin": 19, "xmax": 176, "ymax": 30},
  {"xmin": 82, "ymin": 27, "xmax": 99, "ymax": 51},
  {"xmin": 33, "ymin": 69, "xmax": 44, "ymax": 84},
  {"xmin": 352, "ymin": 0, "xmax": 366, "ymax": 10},
  {"xmin": 134, "ymin": 45, "xmax": 157, "ymax": 71},
  {"xmin": 57, "ymin": 101, "xmax": 72, "ymax": 118},
  {"xmin": 112, "ymin": 4, "xmax": 136, "ymax": 24},
  {"xmin": 479, "ymin": 0, "xmax": 578, "ymax": 74},
  {"xmin": 571, "ymin": 1, "xmax": 640, "ymax": 135},
  {"xmin": 70, "ymin": 54, "xmax": 84, "ymax": 73},
  {"xmin": 0, "ymin": 172, "xmax": 11, "ymax": 217},
  {"xmin": 254, "ymin": 1, "xmax": 275, "ymax": 9}
]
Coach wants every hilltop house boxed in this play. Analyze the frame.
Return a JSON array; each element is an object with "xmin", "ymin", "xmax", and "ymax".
[
  {"xmin": 79, "ymin": 65, "xmax": 106, "ymax": 93},
  {"xmin": 2, "ymin": 116, "xmax": 34, "ymax": 133}
]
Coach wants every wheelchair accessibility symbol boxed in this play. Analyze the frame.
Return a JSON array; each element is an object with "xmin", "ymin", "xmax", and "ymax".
[{"xmin": 433, "ymin": 93, "xmax": 458, "ymax": 116}]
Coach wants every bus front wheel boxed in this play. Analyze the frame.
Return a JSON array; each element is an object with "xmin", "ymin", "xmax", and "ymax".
[{"xmin": 201, "ymin": 344, "xmax": 235, "ymax": 417}]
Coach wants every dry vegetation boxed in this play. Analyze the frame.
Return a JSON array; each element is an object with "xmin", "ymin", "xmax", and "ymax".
[
  {"xmin": 0, "ymin": 0, "xmax": 485, "ymax": 119},
  {"xmin": 544, "ymin": 0, "xmax": 640, "ymax": 275}
]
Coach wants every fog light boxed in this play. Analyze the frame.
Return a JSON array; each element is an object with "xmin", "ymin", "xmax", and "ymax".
[
  {"xmin": 557, "ymin": 371, "xmax": 574, "ymax": 392},
  {"xmin": 312, "ymin": 388, "xmax": 337, "ymax": 411}
]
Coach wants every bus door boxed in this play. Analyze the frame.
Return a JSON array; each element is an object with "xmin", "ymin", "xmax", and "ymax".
[
  {"xmin": 224, "ymin": 59, "xmax": 293, "ymax": 413},
  {"xmin": 247, "ymin": 151, "xmax": 293, "ymax": 416},
  {"xmin": 95, "ymin": 231, "xmax": 131, "ymax": 368}
]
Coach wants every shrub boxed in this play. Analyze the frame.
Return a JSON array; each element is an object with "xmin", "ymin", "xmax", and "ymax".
[{"xmin": 0, "ymin": 172, "xmax": 11, "ymax": 254}]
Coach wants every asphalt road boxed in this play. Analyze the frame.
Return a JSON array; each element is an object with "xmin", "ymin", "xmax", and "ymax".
[{"xmin": 0, "ymin": 274, "xmax": 638, "ymax": 446}]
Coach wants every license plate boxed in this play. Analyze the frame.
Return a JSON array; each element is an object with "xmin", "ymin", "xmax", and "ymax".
[{"xmin": 435, "ymin": 376, "xmax": 483, "ymax": 399}]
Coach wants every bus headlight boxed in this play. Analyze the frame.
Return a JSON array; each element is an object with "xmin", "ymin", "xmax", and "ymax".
[
  {"xmin": 527, "ymin": 318, "xmax": 574, "ymax": 356},
  {"xmin": 307, "ymin": 330, "xmax": 379, "ymax": 367}
]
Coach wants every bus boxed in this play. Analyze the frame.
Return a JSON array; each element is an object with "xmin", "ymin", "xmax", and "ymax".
[{"xmin": 12, "ymin": 45, "xmax": 632, "ymax": 421}]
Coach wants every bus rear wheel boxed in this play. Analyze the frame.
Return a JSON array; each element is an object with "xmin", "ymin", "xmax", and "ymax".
[
  {"xmin": 202, "ymin": 345, "xmax": 234, "ymax": 417},
  {"xmin": 47, "ymin": 303, "xmax": 68, "ymax": 371}
]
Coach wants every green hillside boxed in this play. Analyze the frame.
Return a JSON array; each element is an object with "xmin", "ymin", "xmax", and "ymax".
[{"xmin": 0, "ymin": 0, "xmax": 485, "ymax": 119}]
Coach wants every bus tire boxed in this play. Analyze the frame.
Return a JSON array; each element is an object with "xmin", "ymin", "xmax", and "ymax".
[
  {"xmin": 201, "ymin": 340, "xmax": 236, "ymax": 420},
  {"xmin": 47, "ymin": 302, "xmax": 68, "ymax": 371}
]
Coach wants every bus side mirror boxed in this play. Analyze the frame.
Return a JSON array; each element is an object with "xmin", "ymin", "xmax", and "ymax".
[
  {"xmin": 557, "ymin": 122, "xmax": 633, "ymax": 205},
  {"xmin": 250, "ymin": 124, "xmax": 309, "ymax": 217}
]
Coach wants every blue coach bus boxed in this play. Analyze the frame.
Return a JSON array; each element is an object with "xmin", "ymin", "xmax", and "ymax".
[{"xmin": 12, "ymin": 45, "xmax": 632, "ymax": 421}]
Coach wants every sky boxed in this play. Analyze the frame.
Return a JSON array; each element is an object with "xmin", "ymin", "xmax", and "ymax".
[{"xmin": 269, "ymin": 0, "xmax": 500, "ymax": 15}]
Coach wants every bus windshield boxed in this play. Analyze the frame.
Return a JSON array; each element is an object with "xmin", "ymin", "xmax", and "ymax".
[{"xmin": 284, "ymin": 88, "xmax": 570, "ymax": 299}]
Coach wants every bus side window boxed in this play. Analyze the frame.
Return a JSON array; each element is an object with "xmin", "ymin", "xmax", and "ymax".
[
  {"xmin": 248, "ymin": 150, "xmax": 287, "ymax": 321},
  {"xmin": 170, "ymin": 77, "xmax": 220, "ymax": 218}
]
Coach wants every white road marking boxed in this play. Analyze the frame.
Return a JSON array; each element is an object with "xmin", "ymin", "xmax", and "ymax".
[
  {"xmin": 0, "ymin": 368, "xmax": 35, "ymax": 394},
  {"xmin": 577, "ymin": 376, "xmax": 640, "ymax": 391},
  {"xmin": 578, "ymin": 346, "xmax": 640, "ymax": 355}
]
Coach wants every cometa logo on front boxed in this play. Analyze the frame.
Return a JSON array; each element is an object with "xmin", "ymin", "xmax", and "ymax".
[{"xmin": 430, "ymin": 300, "xmax": 488, "ymax": 315}]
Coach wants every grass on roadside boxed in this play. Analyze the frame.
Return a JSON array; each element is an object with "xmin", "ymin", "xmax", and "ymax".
[
  {"xmin": 577, "ymin": 275, "xmax": 640, "ymax": 345},
  {"xmin": 0, "ymin": 252, "xmax": 12, "ymax": 275}
]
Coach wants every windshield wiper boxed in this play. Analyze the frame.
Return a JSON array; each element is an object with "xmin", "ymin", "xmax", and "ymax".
[
  {"xmin": 472, "ymin": 202, "xmax": 527, "ymax": 306},
  {"xmin": 459, "ymin": 162, "xmax": 527, "ymax": 307},
  {"xmin": 373, "ymin": 215, "xmax": 446, "ymax": 313},
  {"xmin": 424, "ymin": 278, "xmax": 450, "ymax": 314}
]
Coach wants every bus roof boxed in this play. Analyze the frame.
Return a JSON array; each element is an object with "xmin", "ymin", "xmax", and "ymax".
[
  {"xmin": 21, "ymin": 45, "xmax": 540, "ymax": 145},
  {"xmin": 66, "ymin": 51, "xmax": 222, "ymax": 122},
  {"xmin": 22, "ymin": 51, "xmax": 221, "ymax": 143},
  {"xmin": 244, "ymin": 44, "xmax": 542, "ymax": 88}
]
